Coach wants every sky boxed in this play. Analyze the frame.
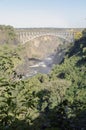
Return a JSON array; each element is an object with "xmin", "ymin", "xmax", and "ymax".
[{"xmin": 0, "ymin": 0, "xmax": 86, "ymax": 28}]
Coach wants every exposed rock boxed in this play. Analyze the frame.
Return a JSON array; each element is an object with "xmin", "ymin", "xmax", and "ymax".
[{"xmin": 25, "ymin": 35, "xmax": 65, "ymax": 59}]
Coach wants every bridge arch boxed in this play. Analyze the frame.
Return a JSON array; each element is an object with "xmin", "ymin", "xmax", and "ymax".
[{"xmin": 16, "ymin": 31, "xmax": 74, "ymax": 44}]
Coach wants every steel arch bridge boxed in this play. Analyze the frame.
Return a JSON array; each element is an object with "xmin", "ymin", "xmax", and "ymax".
[{"xmin": 16, "ymin": 29, "xmax": 75, "ymax": 44}]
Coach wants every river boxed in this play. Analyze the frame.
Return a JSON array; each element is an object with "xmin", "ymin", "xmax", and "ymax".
[{"xmin": 21, "ymin": 48, "xmax": 66, "ymax": 79}]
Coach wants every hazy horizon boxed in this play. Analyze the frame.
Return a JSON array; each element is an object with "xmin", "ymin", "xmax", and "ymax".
[{"xmin": 0, "ymin": 0, "xmax": 86, "ymax": 28}]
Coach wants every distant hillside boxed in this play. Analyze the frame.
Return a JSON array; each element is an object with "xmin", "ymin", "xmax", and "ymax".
[{"xmin": 0, "ymin": 25, "xmax": 18, "ymax": 45}]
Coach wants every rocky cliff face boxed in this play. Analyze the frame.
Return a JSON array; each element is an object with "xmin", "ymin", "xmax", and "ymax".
[{"xmin": 24, "ymin": 35, "xmax": 66, "ymax": 59}]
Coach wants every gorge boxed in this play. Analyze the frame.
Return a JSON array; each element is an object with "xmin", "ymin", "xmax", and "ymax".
[{"xmin": 15, "ymin": 35, "xmax": 70, "ymax": 78}]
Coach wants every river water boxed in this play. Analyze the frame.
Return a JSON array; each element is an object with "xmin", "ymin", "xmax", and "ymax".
[{"xmin": 22, "ymin": 48, "xmax": 65, "ymax": 78}]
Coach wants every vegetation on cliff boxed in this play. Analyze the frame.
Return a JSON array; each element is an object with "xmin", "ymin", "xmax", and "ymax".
[
  {"xmin": 0, "ymin": 25, "xmax": 18, "ymax": 45},
  {"xmin": 0, "ymin": 26, "xmax": 86, "ymax": 130}
]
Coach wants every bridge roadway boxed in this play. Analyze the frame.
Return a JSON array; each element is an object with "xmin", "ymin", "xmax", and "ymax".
[{"xmin": 15, "ymin": 28, "xmax": 77, "ymax": 44}]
